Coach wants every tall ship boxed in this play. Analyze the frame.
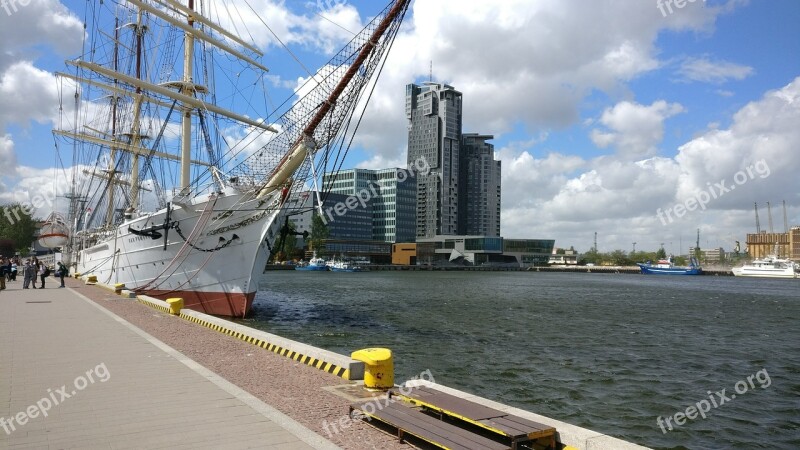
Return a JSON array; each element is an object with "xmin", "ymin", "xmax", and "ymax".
[{"xmin": 53, "ymin": 0, "xmax": 410, "ymax": 317}]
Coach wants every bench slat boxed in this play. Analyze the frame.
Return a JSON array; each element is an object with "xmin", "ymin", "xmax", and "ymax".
[
  {"xmin": 392, "ymin": 386, "xmax": 556, "ymax": 442},
  {"xmin": 352, "ymin": 401, "xmax": 509, "ymax": 450}
]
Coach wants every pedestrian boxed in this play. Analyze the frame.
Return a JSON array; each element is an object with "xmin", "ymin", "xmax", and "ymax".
[
  {"xmin": 0, "ymin": 258, "xmax": 6, "ymax": 290},
  {"xmin": 22, "ymin": 260, "xmax": 31, "ymax": 289},
  {"xmin": 10, "ymin": 259, "xmax": 17, "ymax": 281},
  {"xmin": 38, "ymin": 262, "xmax": 46, "ymax": 289},
  {"xmin": 56, "ymin": 261, "xmax": 67, "ymax": 288}
]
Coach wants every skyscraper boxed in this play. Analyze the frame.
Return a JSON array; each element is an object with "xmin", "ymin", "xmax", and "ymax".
[
  {"xmin": 460, "ymin": 133, "xmax": 501, "ymax": 236},
  {"xmin": 406, "ymin": 82, "xmax": 462, "ymax": 238}
]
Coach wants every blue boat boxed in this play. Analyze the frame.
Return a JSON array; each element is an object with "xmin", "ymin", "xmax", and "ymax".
[{"xmin": 637, "ymin": 257, "xmax": 702, "ymax": 275}]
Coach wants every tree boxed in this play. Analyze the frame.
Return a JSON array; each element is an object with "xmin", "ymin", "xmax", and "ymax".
[
  {"xmin": 309, "ymin": 213, "xmax": 329, "ymax": 256},
  {"xmin": 656, "ymin": 247, "xmax": 667, "ymax": 259},
  {"xmin": 609, "ymin": 249, "xmax": 630, "ymax": 266},
  {"xmin": 0, "ymin": 203, "xmax": 38, "ymax": 254},
  {"xmin": 579, "ymin": 248, "xmax": 601, "ymax": 265},
  {"xmin": 275, "ymin": 221, "xmax": 300, "ymax": 262}
]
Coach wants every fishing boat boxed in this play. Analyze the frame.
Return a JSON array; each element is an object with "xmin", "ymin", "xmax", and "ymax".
[
  {"xmin": 637, "ymin": 257, "xmax": 702, "ymax": 275},
  {"xmin": 54, "ymin": 0, "xmax": 411, "ymax": 316},
  {"xmin": 732, "ymin": 255, "xmax": 798, "ymax": 278}
]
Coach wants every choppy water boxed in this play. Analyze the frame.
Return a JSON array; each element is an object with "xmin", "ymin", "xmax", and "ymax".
[{"xmin": 243, "ymin": 271, "xmax": 800, "ymax": 449}]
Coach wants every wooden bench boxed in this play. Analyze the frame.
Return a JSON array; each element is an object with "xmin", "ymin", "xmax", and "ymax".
[
  {"xmin": 350, "ymin": 399, "xmax": 509, "ymax": 450},
  {"xmin": 389, "ymin": 386, "xmax": 556, "ymax": 449}
]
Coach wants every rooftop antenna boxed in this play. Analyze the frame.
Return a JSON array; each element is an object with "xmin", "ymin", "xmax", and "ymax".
[
  {"xmin": 767, "ymin": 201, "xmax": 774, "ymax": 233},
  {"xmin": 429, "ymin": 60, "xmax": 433, "ymax": 82},
  {"xmin": 783, "ymin": 200, "xmax": 789, "ymax": 233},
  {"xmin": 754, "ymin": 202, "xmax": 761, "ymax": 233}
]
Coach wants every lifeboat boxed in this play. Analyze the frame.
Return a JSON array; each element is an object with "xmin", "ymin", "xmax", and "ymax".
[{"xmin": 38, "ymin": 213, "xmax": 69, "ymax": 249}]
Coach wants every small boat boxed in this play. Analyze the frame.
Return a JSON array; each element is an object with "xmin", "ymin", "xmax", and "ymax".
[
  {"xmin": 295, "ymin": 254, "xmax": 329, "ymax": 271},
  {"xmin": 330, "ymin": 260, "xmax": 365, "ymax": 272},
  {"xmin": 638, "ymin": 257, "xmax": 702, "ymax": 275},
  {"xmin": 732, "ymin": 255, "xmax": 798, "ymax": 278}
]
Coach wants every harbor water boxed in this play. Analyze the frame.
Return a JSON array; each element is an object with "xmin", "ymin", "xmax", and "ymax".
[{"xmin": 243, "ymin": 271, "xmax": 800, "ymax": 449}]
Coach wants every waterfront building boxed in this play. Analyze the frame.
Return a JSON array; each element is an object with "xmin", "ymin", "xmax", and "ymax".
[
  {"xmin": 688, "ymin": 247, "xmax": 725, "ymax": 263},
  {"xmin": 287, "ymin": 191, "xmax": 373, "ymax": 243},
  {"xmin": 411, "ymin": 235, "xmax": 554, "ymax": 267},
  {"xmin": 745, "ymin": 231, "xmax": 792, "ymax": 260},
  {"xmin": 406, "ymin": 82, "xmax": 463, "ymax": 238},
  {"xmin": 322, "ymin": 168, "xmax": 416, "ymax": 243},
  {"xmin": 459, "ymin": 133, "xmax": 501, "ymax": 236},
  {"xmin": 549, "ymin": 248, "xmax": 579, "ymax": 265},
  {"xmin": 791, "ymin": 227, "xmax": 800, "ymax": 262},
  {"xmin": 406, "ymin": 82, "xmax": 502, "ymax": 238}
]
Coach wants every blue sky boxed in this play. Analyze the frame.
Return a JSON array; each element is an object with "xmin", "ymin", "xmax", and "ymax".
[{"xmin": 1, "ymin": 0, "xmax": 799, "ymax": 252}]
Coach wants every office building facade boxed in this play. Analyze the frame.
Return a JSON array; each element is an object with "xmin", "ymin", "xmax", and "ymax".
[
  {"xmin": 460, "ymin": 133, "xmax": 501, "ymax": 236},
  {"xmin": 322, "ymin": 168, "xmax": 416, "ymax": 243}
]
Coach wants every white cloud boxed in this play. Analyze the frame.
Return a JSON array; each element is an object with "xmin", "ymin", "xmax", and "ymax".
[
  {"xmin": 590, "ymin": 100, "xmax": 685, "ymax": 158},
  {"xmin": 350, "ymin": 0, "xmax": 721, "ymax": 164},
  {"xmin": 677, "ymin": 57, "xmax": 755, "ymax": 84},
  {"xmin": 0, "ymin": 0, "xmax": 83, "ymax": 72},
  {"xmin": 0, "ymin": 61, "xmax": 61, "ymax": 129},
  {"xmin": 501, "ymin": 76, "xmax": 800, "ymax": 251}
]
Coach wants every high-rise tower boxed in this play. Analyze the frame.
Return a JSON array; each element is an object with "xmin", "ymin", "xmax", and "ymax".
[{"xmin": 406, "ymin": 82, "xmax": 462, "ymax": 238}]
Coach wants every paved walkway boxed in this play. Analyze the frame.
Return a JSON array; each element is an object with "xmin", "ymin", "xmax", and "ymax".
[{"xmin": 0, "ymin": 280, "xmax": 338, "ymax": 449}]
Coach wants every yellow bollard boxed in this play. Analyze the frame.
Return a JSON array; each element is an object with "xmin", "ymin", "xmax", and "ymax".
[
  {"xmin": 351, "ymin": 348, "xmax": 394, "ymax": 389},
  {"xmin": 74, "ymin": 272, "xmax": 81, "ymax": 279},
  {"xmin": 166, "ymin": 298, "xmax": 184, "ymax": 315},
  {"xmin": 85, "ymin": 274, "xmax": 98, "ymax": 285},
  {"xmin": 114, "ymin": 283, "xmax": 126, "ymax": 294}
]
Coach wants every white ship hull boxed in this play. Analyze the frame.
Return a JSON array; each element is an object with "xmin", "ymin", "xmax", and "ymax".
[
  {"xmin": 731, "ymin": 266, "xmax": 798, "ymax": 279},
  {"xmin": 76, "ymin": 190, "xmax": 285, "ymax": 317}
]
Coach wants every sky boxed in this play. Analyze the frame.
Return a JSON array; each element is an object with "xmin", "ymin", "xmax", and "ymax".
[{"xmin": 1, "ymin": 0, "xmax": 799, "ymax": 255}]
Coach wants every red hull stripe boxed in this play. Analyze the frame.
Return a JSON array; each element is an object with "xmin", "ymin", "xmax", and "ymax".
[{"xmin": 143, "ymin": 289, "xmax": 255, "ymax": 318}]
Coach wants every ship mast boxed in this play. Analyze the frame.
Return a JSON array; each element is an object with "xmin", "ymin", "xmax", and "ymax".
[
  {"xmin": 180, "ymin": 0, "xmax": 195, "ymax": 192},
  {"xmin": 128, "ymin": 9, "xmax": 146, "ymax": 209},
  {"xmin": 106, "ymin": 18, "xmax": 120, "ymax": 226}
]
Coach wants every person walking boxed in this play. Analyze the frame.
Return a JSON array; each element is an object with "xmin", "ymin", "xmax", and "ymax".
[
  {"xmin": 38, "ymin": 261, "xmax": 47, "ymax": 289},
  {"xmin": 0, "ymin": 258, "xmax": 6, "ymax": 290},
  {"xmin": 10, "ymin": 259, "xmax": 17, "ymax": 281},
  {"xmin": 22, "ymin": 260, "xmax": 32, "ymax": 289},
  {"xmin": 56, "ymin": 261, "xmax": 67, "ymax": 288}
]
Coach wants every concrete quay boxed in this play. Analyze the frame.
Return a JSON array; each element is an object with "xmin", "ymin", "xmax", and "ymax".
[{"xmin": 0, "ymin": 280, "xmax": 337, "ymax": 449}]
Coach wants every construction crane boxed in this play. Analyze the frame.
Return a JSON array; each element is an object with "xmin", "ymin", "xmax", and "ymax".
[
  {"xmin": 754, "ymin": 202, "xmax": 761, "ymax": 233},
  {"xmin": 783, "ymin": 200, "xmax": 789, "ymax": 233},
  {"xmin": 767, "ymin": 201, "xmax": 774, "ymax": 233}
]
